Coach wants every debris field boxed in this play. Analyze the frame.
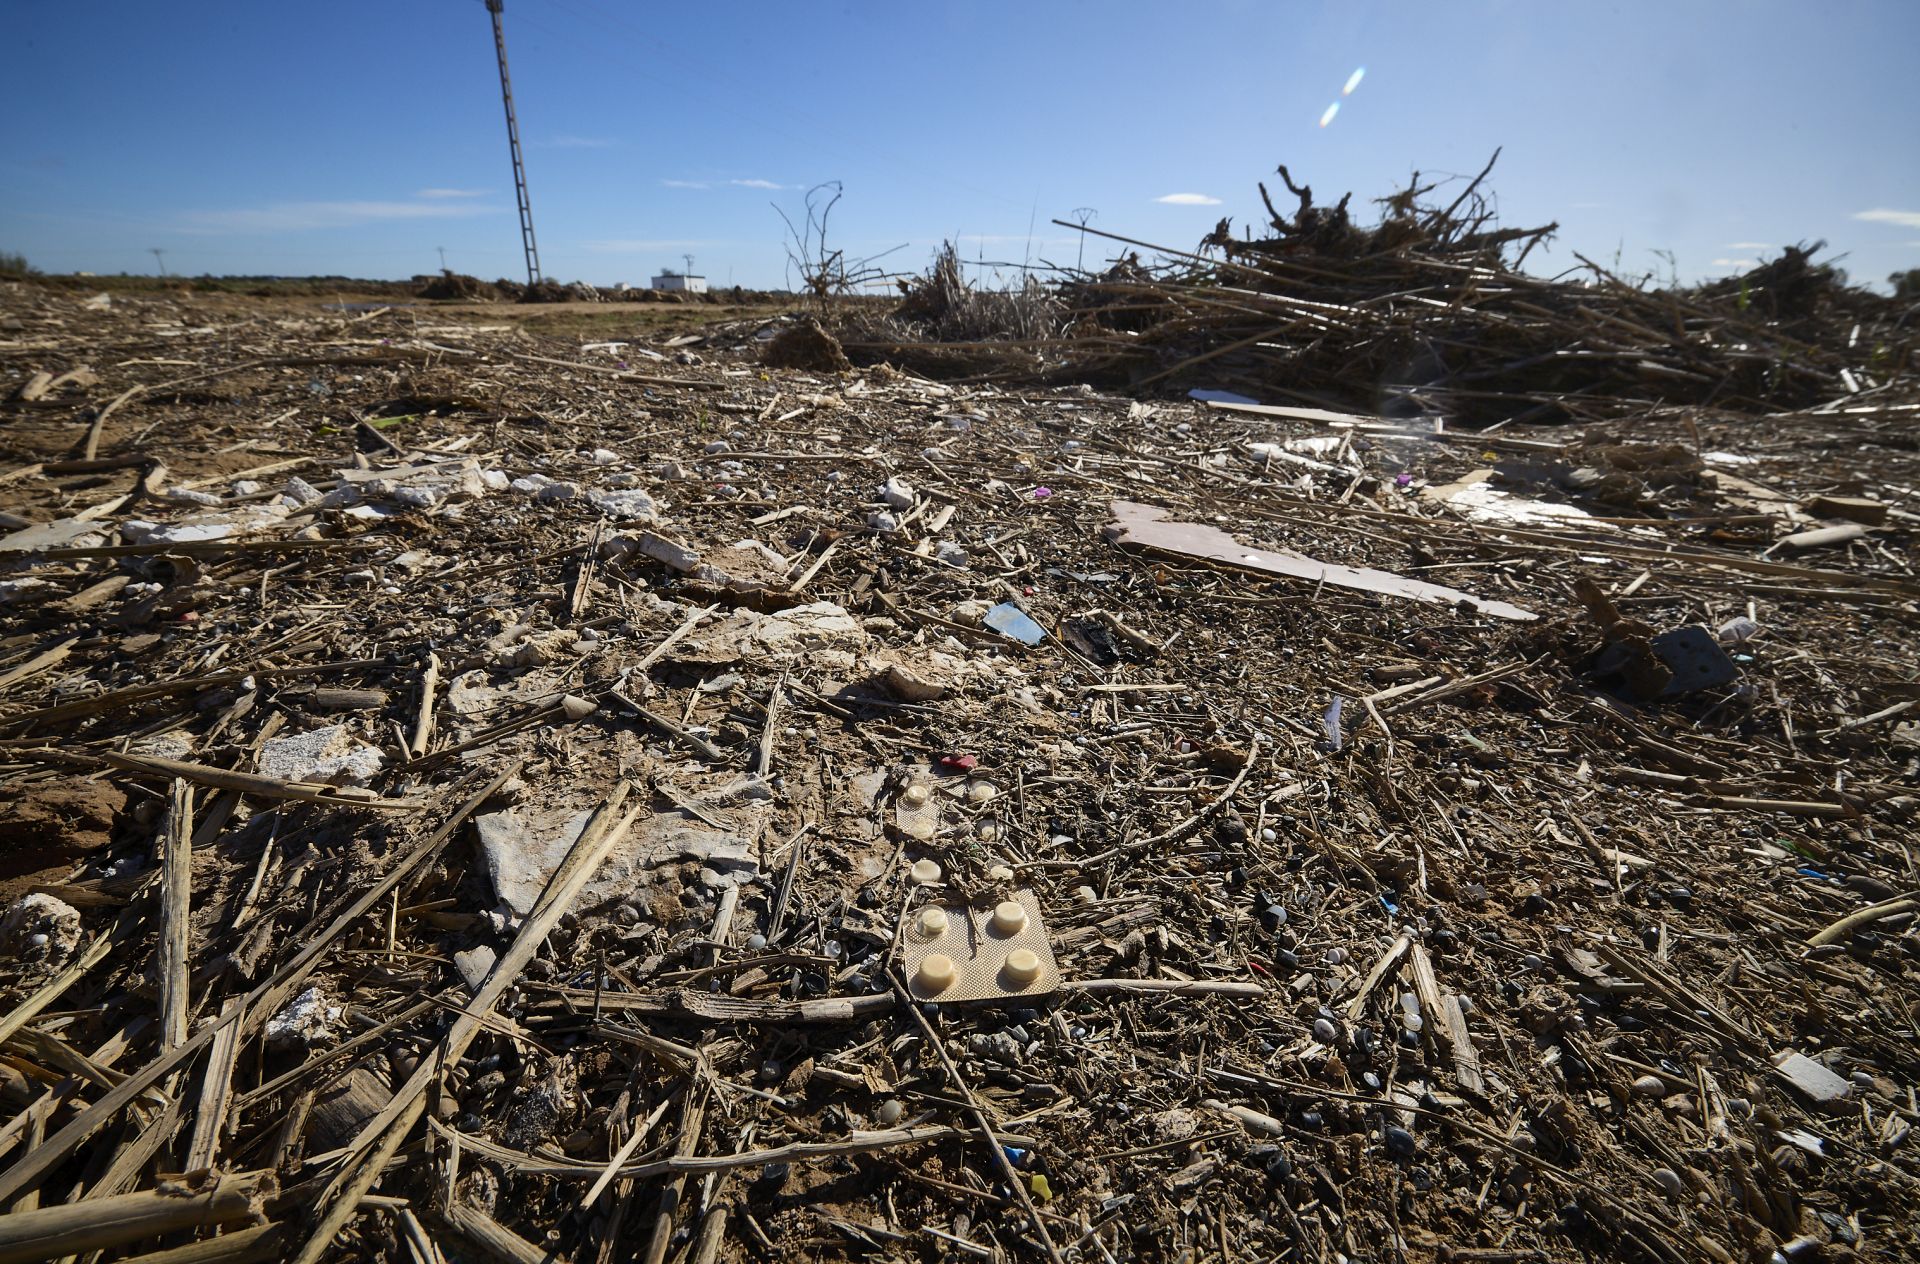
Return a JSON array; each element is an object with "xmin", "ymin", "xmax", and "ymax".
[{"xmin": 1, "ymin": 231, "xmax": 1918, "ymax": 1264}]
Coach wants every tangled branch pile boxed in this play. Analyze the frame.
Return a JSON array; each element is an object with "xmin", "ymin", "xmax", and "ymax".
[{"xmin": 856, "ymin": 155, "xmax": 1915, "ymax": 424}]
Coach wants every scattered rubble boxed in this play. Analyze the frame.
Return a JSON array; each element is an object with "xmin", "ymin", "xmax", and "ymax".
[{"xmin": 0, "ymin": 234, "xmax": 1916, "ymax": 1264}]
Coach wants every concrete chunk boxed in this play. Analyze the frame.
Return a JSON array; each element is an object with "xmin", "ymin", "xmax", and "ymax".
[
  {"xmin": 258, "ymin": 724, "xmax": 386, "ymax": 785},
  {"xmin": 474, "ymin": 803, "xmax": 760, "ymax": 918}
]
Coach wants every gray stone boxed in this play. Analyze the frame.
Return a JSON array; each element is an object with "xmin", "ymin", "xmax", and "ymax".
[
  {"xmin": 454, "ymin": 945, "xmax": 498, "ymax": 994},
  {"xmin": 475, "ymin": 808, "xmax": 594, "ymax": 917},
  {"xmin": 282, "ymin": 476, "xmax": 324, "ymax": 506}
]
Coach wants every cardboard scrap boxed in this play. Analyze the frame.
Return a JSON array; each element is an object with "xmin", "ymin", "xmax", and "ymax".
[{"xmin": 1104, "ymin": 500, "xmax": 1535, "ymax": 622}]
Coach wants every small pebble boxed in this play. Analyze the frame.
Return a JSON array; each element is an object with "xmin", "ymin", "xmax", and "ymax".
[
  {"xmin": 1631, "ymin": 1074, "xmax": 1669, "ymax": 1099},
  {"xmin": 1652, "ymin": 1167, "xmax": 1684, "ymax": 1199},
  {"xmin": 1383, "ymin": 1125, "xmax": 1417, "ymax": 1158},
  {"xmin": 875, "ymin": 1100, "xmax": 905, "ymax": 1126}
]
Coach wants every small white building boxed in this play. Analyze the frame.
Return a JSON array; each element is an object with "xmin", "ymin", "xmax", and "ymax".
[{"xmin": 650, "ymin": 271, "xmax": 708, "ymax": 294}]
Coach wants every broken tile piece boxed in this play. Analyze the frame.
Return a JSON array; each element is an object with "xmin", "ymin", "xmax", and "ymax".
[{"xmin": 1773, "ymin": 1050, "xmax": 1852, "ymax": 1104}]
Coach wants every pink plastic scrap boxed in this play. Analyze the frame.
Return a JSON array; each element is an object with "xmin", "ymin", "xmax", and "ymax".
[{"xmin": 1102, "ymin": 500, "xmax": 1535, "ymax": 622}]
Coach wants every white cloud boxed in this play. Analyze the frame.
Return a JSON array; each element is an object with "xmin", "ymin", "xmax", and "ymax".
[
  {"xmin": 1710, "ymin": 257, "xmax": 1758, "ymax": 269},
  {"xmin": 416, "ymin": 187, "xmax": 485, "ymax": 199},
  {"xmin": 662, "ymin": 177, "xmax": 792, "ymax": 191},
  {"xmin": 1853, "ymin": 208, "xmax": 1920, "ymax": 229},
  {"xmin": 1723, "ymin": 241, "xmax": 1771, "ymax": 250},
  {"xmin": 182, "ymin": 200, "xmax": 499, "ymax": 233},
  {"xmin": 1155, "ymin": 193, "xmax": 1222, "ymax": 206},
  {"xmin": 545, "ymin": 134, "xmax": 615, "ymax": 149},
  {"xmin": 581, "ymin": 238, "xmax": 717, "ymax": 253}
]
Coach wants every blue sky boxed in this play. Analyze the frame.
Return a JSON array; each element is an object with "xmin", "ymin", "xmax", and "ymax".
[{"xmin": 4, "ymin": 1, "xmax": 1918, "ymax": 290}]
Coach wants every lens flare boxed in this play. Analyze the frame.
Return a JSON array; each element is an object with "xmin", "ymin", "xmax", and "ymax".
[
  {"xmin": 1342, "ymin": 66, "xmax": 1365, "ymax": 96},
  {"xmin": 1318, "ymin": 101, "xmax": 1340, "ymax": 128}
]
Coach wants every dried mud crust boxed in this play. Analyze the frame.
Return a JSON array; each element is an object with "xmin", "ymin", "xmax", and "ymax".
[
  {"xmin": 0, "ymin": 778, "xmax": 124, "ymax": 892},
  {"xmin": 0, "ymin": 280, "xmax": 1914, "ymax": 1263}
]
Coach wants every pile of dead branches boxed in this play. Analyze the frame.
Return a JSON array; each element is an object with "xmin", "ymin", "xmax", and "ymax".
[
  {"xmin": 829, "ymin": 242, "xmax": 1068, "ymax": 379},
  {"xmin": 411, "ymin": 272, "xmax": 500, "ymax": 302},
  {"xmin": 851, "ymin": 154, "xmax": 1917, "ymax": 423}
]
